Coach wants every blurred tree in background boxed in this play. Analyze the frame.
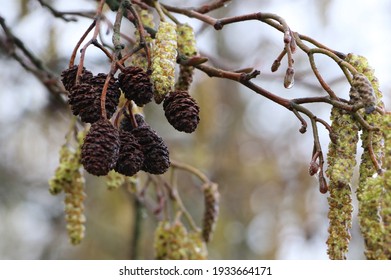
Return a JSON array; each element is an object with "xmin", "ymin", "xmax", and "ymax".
[{"xmin": 0, "ymin": 0, "xmax": 390, "ymax": 260}]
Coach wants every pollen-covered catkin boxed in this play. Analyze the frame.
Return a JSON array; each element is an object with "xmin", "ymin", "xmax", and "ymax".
[
  {"xmin": 105, "ymin": 170, "xmax": 126, "ymax": 191},
  {"xmin": 64, "ymin": 170, "xmax": 86, "ymax": 245},
  {"xmin": 176, "ymin": 23, "xmax": 197, "ymax": 91},
  {"xmin": 151, "ymin": 21, "xmax": 177, "ymax": 104},
  {"xmin": 49, "ymin": 145, "xmax": 77, "ymax": 195},
  {"xmin": 49, "ymin": 130, "xmax": 86, "ymax": 195},
  {"xmin": 154, "ymin": 221, "xmax": 207, "ymax": 260},
  {"xmin": 132, "ymin": 7, "xmax": 155, "ymax": 70},
  {"xmin": 325, "ymin": 107, "xmax": 359, "ymax": 259},
  {"xmin": 49, "ymin": 130, "xmax": 87, "ymax": 245},
  {"xmin": 346, "ymin": 53, "xmax": 387, "ymax": 259},
  {"xmin": 381, "ymin": 114, "xmax": 391, "ymax": 258}
]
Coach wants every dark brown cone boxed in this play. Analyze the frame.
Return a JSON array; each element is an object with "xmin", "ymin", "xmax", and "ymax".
[
  {"xmin": 89, "ymin": 73, "xmax": 121, "ymax": 118},
  {"xmin": 163, "ymin": 90, "xmax": 200, "ymax": 133},
  {"xmin": 68, "ymin": 73, "xmax": 120, "ymax": 123},
  {"xmin": 114, "ymin": 131, "xmax": 145, "ymax": 176},
  {"xmin": 68, "ymin": 83, "xmax": 96, "ymax": 117},
  {"xmin": 118, "ymin": 66, "xmax": 153, "ymax": 106},
  {"xmin": 61, "ymin": 65, "xmax": 93, "ymax": 92},
  {"xmin": 120, "ymin": 113, "xmax": 147, "ymax": 132},
  {"xmin": 81, "ymin": 119, "xmax": 120, "ymax": 176},
  {"xmin": 132, "ymin": 125, "xmax": 170, "ymax": 175}
]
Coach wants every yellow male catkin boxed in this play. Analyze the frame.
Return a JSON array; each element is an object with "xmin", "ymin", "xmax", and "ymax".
[
  {"xmin": 325, "ymin": 107, "xmax": 359, "ymax": 259},
  {"xmin": 380, "ymin": 114, "xmax": 391, "ymax": 258},
  {"xmin": 105, "ymin": 170, "xmax": 126, "ymax": 191},
  {"xmin": 176, "ymin": 23, "xmax": 198, "ymax": 91},
  {"xmin": 132, "ymin": 7, "xmax": 155, "ymax": 70},
  {"xmin": 346, "ymin": 53, "xmax": 387, "ymax": 259},
  {"xmin": 154, "ymin": 220, "xmax": 207, "ymax": 260},
  {"xmin": 151, "ymin": 21, "xmax": 177, "ymax": 104},
  {"xmin": 49, "ymin": 145, "xmax": 77, "ymax": 195},
  {"xmin": 49, "ymin": 130, "xmax": 87, "ymax": 245}
]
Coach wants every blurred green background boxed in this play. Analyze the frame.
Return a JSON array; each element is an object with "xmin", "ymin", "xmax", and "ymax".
[{"xmin": 0, "ymin": 0, "xmax": 390, "ymax": 259}]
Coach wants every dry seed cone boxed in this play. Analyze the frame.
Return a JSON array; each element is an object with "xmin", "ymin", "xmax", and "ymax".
[
  {"xmin": 68, "ymin": 73, "xmax": 120, "ymax": 123},
  {"xmin": 81, "ymin": 119, "xmax": 120, "ymax": 176},
  {"xmin": 163, "ymin": 90, "xmax": 200, "ymax": 133},
  {"xmin": 120, "ymin": 114, "xmax": 170, "ymax": 174},
  {"xmin": 118, "ymin": 66, "xmax": 153, "ymax": 106},
  {"xmin": 114, "ymin": 130, "xmax": 145, "ymax": 177},
  {"xmin": 61, "ymin": 65, "xmax": 93, "ymax": 92},
  {"xmin": 325, "ymin": 107, "xmax": 359, "ymax": 259},
  {"xmin": 132, "ymin": 125, "xmax": 170, "ymax": 175},
  {"xmin": 151, "ymin": 21, "xmax": 177, "ymax": 104}
]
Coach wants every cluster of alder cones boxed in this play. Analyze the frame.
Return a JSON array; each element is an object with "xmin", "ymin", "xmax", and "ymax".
[{"xmin": 61, "ymin": 65, "xmax": 200, "ymax": 177}]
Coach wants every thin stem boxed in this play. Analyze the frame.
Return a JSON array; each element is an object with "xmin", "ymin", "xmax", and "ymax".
[
  {"xmin": 170, "ymin": 160, "xmax": 210, "ymax": 184},
  {"xmin": 308, "ymin": 52, "xmax": 338, "ymax": 99},
  {"xmin": 130, "ymin": 196, "xmax": 143, "ymax": 259},
  {"xmin": 69, "ymin": 19, "xmax": 96, "ymax": 68},
  {"xmin": 153, "ymin": 0, "xmax": 166, "ymax": 21},
  {"xmin": 75, "ymin": 0, "xmax": 106, "ymax": 82}
]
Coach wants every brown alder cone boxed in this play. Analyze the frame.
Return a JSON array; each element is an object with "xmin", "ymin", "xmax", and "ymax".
[
  {"xmin": 68, "ymin": 73, "xmax": 120, "ymax": 123},
  {"xmin": 163, "ymin": 90, "xmax": 200, "ymax": 133},
  {"xmin": 121, "ymin": 114, "xmax": 170, "ymax": 175},
  {"xmin": 81, "ymin": 119, "xmax": 120, "ymax": 176},
  {"xmin": 61, "ymin": 65, "xmax": 93, "ymax": 92},
  {"xmin": 114, "ymin": 130, "xmax": 145, "ymax": 177},
  {"xmin": 118, "ymin": 66, "xmax": 153, "ymax": 106}
]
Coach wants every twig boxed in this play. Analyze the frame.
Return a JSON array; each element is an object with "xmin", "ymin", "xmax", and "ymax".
[{"xmin": 38, "ymin": 0, "xmax": 94, "ymax": 22}]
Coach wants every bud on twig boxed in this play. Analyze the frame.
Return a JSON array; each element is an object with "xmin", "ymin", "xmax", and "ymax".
[{"xmin": 284, "ymin": 67, "xmax": 295, "ymax": 89}]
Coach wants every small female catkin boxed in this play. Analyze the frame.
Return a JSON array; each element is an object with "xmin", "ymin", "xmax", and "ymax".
[
  {"xmin": 325, "ymin": 107, "xmax": 359, "ymax": 259},
  {"xmin": 151, "ymin": 21, "xmax": 177, "ymax": 104}
]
